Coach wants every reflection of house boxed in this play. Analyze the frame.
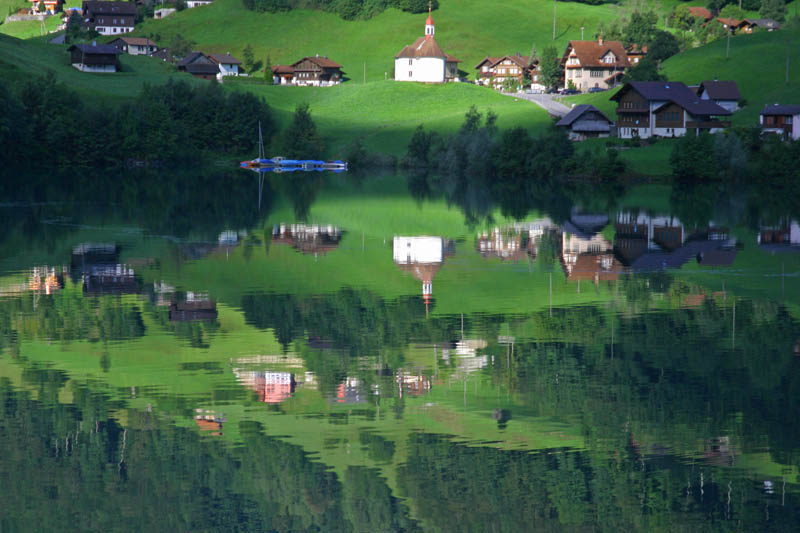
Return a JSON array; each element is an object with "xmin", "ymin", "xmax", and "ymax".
[
  {"xmin": 476, "ymin": 227, "xmax": 528, "ymax": 261},
  {"xmin": 70, "ymin": 243, "xmax": 141, "ymax": 294},
  {"xmin": 335, "ymin": 377, "xmax": 366, "ymax": 404},
  {"xmin": 28, "ymin": 266, "xmax": 65, "ymax": 294},
  {"xmin": 758, "ymin": 220, "xmax": 800, "ymax": 251},
  {"xmin": 169, "ymin": 296, "xmax": 218, "ymax": 322},
  {"xmin": 397, "ymin": 372, "xmax": 431, "ymax": 398},
  {"xmin": 561, "ymin": 228, "xmax": 620, "ymax": 282},
  {"xmin": 234, "ymin": 370, "xmax": 297, "ymax": 404},
  {"xmin": 394, "ymin": 8, "xmax": 460, "ymax": 83},
  {"xmin": 194, "ymin": 409, "xmax": 225, "ymax": 436},
  {"xmin": 393, "ymin": 236, "xmax": 447, "ymax": 310},
  {"xmin": 272, "ymin": 223, "xmax": 342, "ymax": 256},
  {"xmin": 613, "ymin": 213, "xmax": 737, "ymax": 270}
]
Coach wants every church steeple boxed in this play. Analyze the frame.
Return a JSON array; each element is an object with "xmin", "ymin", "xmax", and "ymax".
[{"xmin": 425, "ymin": 2, "xmax": 435, "ymax": 39}]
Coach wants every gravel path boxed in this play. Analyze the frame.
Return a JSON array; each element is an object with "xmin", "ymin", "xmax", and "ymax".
[{"xmin": 501, "ymin": 92, "xmax": 573, "ymax": 118}]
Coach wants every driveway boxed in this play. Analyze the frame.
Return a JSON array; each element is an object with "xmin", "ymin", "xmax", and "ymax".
[{"xmin": 501, "ymin": 92, "xmax": 572, "ymax": 118}]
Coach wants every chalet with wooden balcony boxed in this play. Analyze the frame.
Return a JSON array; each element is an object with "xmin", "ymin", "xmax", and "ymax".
[
  {"xmin": 290, "ymin": 55, "xmax": 343, "ymax": 86},
  {"xmin": 760, "ymin": 104, "xmax": 800, "ymax": 140},
  {"xmin": 81, "ymin": 1, "xmax": 135, "ymax": 35},
  {"xmin": 612, "ymin": 81, "xmax": 731, "ymax": 139},
  {"xmin": 67, "ymin": 43, "xmax": 121, "ymax": 72},
  {"xmin": 473, "ymin": 54, "xmax": 540, "ymax": 91},
  {"xmin": 108, "ymin": 37, "xmax": 157, "ymax": 56},
  {"xmin": 561, "ymin": 38, "xmax": 634, "ymax": 91}
]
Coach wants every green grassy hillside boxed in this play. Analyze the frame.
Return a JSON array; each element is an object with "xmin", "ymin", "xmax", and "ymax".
[
  {"xmin": 0, "ymin": 33, "xmax": 201, "ymax": 101},
  {"xmin": 235, "ymin": 80, "xmax": 551, "ymax": 156},
  {"xmin": 134, "ymin": 0, "xmax": 621, "ymax": 81},
  {"xmin": 565, "ymin": 25, "xmax": 800, "ymax": 127}
]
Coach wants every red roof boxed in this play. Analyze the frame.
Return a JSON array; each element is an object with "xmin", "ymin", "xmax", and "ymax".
[
  {"xmin": 562, "ymin": 40, "xmax": 630, "ymax": 69},
  {"xmin": 396, "ymin": 36, "xmax": 447, "ymax": 59},
  {"xmin": 687, "ymin": 6, "xmax": 712, "ymax": 19}
]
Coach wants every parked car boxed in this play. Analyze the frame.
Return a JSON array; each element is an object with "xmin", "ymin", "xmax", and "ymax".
[
  {"xmin": 545, "ymin": 87, "xmax": 558, "ymax": 94},
  {"xmin": 559, "ymin": 88, "xmax": 580, "ymax": 95},
  {"xmin": 587, "ymin": 87, "xmax": 607, "ymax": 93}
]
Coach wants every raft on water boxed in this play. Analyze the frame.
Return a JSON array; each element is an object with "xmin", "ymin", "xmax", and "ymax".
[{"xmin": 240, "ymin": 157, "xmax": 348, "ymax": 172}]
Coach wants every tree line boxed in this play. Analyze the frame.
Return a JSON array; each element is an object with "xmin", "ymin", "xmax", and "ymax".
[
  {"xmin": 0, "ymin": 74, "xmax": 274, "ymax": 169},
  {"xmin": 242, "ymin": 0, "xmax": 438, "ymax": 20}
]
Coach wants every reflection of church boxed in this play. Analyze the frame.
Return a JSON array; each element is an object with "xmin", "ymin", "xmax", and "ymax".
[{"xmin": 393, "ymin": 236, "xmax": 450, "ymax": 311}]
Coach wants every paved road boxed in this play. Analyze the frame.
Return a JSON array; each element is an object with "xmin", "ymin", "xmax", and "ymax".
[{"xmin": 501, "ymin": 92, "xmax": 573, "ymax": 117}]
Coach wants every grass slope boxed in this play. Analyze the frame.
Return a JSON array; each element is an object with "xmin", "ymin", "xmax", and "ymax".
[
  {"xmin": 235, "ymin": 80, "xmax": 551, "ymax": 156},
  {"xmin": 133, "ymin": 0, "xmax": 621, "ymax": 82},
  {"xmin": 0, "ymin": 33, "xmax": 202, "ymax": 101}
]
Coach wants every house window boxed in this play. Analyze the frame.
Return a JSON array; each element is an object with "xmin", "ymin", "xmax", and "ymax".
[
  {"xmin": 603, "ymin": 55, "xmax": 614, "ymax": 63},
  {"xmin": 408, "ymin": 71, "xmax": 412, "ymax": 77},
  {"xmin": 409, "ymin": 59, "xmax": 412, "ymax": 65},
  {"xmin": 590, "ymin": 70, "xmax": 603, "ymax": 77},
  {"xmin": 787, "ymin": 116, "xmax": 793, "ymax": 124},
  {"xmin": 575, "ymin": 70, "xmax": 582, "ymax": 78}
]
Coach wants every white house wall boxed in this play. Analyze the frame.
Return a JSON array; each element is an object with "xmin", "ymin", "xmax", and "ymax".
[
  {"xmin": 72, "ymin": 63, "xmax": 116, "ymax": 73},
  {"xmin": 394, "ymin": 57, "xmax": 445, "ymax": 83},
  {"xmin": 96, "ymin": 26, "xmax": 134, "ymax": 35},
  {"xmin": 218, "ymin": 63, "xmax": 239, "ymax": 76}
]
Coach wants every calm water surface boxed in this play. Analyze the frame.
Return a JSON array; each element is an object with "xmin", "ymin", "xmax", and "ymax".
[{"xmin": 0, "ymin": 169, "xmax": 799, "ymax": 531}]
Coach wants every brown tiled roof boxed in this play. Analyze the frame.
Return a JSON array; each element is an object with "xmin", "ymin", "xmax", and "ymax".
[
  {"xmin": 562, "ymin": 40, "xmax": 630, "ymax": 68},
  {"xmin": 292, "ymin": 56, "xmax": 342, "ymax": 68},
  {"xmin": 396, "ymin": 36, "xmax": 447, "ymax": 59},
  {"xmin": 272, "ymin": 64, "xmax": 294, "ymax": 74},
  {"xmin": 687, "ymin": 6, "xmax": 712, "ymax": 19},
  {"xmin": 717, "ymin": 17, "xmax": 742, "ymax": 27},
  {"xmin": 445, "ymin": 53, "xmax": 461, "ymax": 63},
  {"xmin": 489, "ymin": 54, "xmax": 534, "ymax": 69},
  {"xmin": 698, "ymin": 80, "xmax": 741, "ymax": 101},
  {"xmin": 475, "ymin": 56, "xmax": 500, "ymax": 69},
  {"xmin": 112, "ymin": 37, "xmax": 156, "ymax": 46}
]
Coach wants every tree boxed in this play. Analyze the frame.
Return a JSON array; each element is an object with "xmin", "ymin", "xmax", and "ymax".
[
  {"xmin": 760, "ymin": 0, "xmax": 787, "ymax": 21},
  {"xmin": 624, "ymin": 10, "xmax": 658, "ymax": 46},
  {"xmin": 539, "ymin": 45, "xmax": 562, "ymax": 89},
  {"xmin": 671, "ymin": 5, "xmax": 696, "ymax": 31},
  {"xmin": 282, "ymin": 103, "xmax": 325, "ymax": 159},
  {"xmin": 719, "ymin": 4, "xmax": 746, "ymax": 19},
  {"xmin": 169, "ymin": 34, "xmax": 194, "ymax": 60},
  {"xmin": 242, "ymin": 44, "xmax": 255, "ymax": 73},
  {"xmin": 622, "ymin": 58, "xmax": 665, "ymax": 82},
  {"xmin": 647, "ymin": 30, "xmax": 680, "ymax": 62},
  {"xmin": 37, "ymin": 0, "xmax": 45, "ymax": 13},
  {"xmin": 669, "ymin": 132, "xmax": 717, "ymax": 182},
  {"xmin": 264, "ymin": 54, "xmax": 273, "ymax": 84}
]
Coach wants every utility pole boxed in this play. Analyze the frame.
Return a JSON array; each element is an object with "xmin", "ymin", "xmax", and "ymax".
[
  {"xmin": 786, "ymin": 39, "xmax": 790, "ymax": 84},
  {"xmin": 363, "ymin": 62, "xmax": 366, "ymax": 84},
  {"xmin": 581, "ymin": 26, "xmax": 584, "ymax": 40},
  {"xmin": 726, "ymin": 33, "xmax": 730, "ymax": 59},
  {"xmin": 553, "ymin": 0, "xmax": 557, "ymax": 40}
]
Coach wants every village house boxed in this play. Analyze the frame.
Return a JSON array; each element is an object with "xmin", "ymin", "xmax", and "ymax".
[
  {"xmin": 290, "ymin": 56, "xmax": 342, "ymax": 86},
  {"xmin": 695, "ymin": 80, "xmax": 741, "ymax": 112},
  {"xmin": 177, "ymin": 51, "xmax": 220, "ymax": 79},
  {"xmin": 556, "ymin": 104, "xmax": 615, "ymax": 141},
  {"xmin": 271, "ymin": 64, "xmax": 295, "ymax": 85},
  {"xmin": 395, "ymin": 8, "xmax": 460, "ymax": 83},
  {"xmin": 154, "ymin": 7, "xmax": 175, "ymax": 18},
  {"xmin": 612, "ymin": 81, "xmax": 731, "ymax": 139},
  {"xmin": 67, "ymin": 43, "xmax": 121, "ymax": 72},
  {"xmin": 716, "ymin": 17, "xmax": 745, "ymax": 33},
  {"xmin": 473, "ymin": 54, "xmax": 541, "ymax": 91},
  {"xmin": 626, "ymin": 44, "xmax": 648, "ymax": 65},
  {"xmin": 29, "ymin": 0, "xmax": 61, "ymax": 15},
  {"xmin": 209, "ymin": 53, "xmax": 242, "ymax": 77},
  {"xmin": 81, "ymin": 1, "xmax": 135, "ymax": 35},
  {"xmin": 741, "ymin": 18, "xmax": 781, "ymax": 32},
  {"xmin": 108, "ymin": 36, "xmax": 157, "ymax": 56},
  {"xmin": 561, "ymin": 38, "xmax": 637, "ymax": 91},
  {"xmin": 760, "ymin": 104, "xmax": 800, "ymax": 140}
]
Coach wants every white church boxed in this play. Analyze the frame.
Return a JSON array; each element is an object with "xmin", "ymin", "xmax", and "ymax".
[{"xmin": 394, "ymin": 8, "xmax": 460, "ymax": 83}]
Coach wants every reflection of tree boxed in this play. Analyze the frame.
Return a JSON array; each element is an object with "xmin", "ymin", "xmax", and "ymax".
[{"xmin": 280, "ymin": 173, "xmax": 325, "ymax": 222}]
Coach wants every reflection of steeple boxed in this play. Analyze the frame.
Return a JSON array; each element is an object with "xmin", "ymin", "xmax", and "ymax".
[{"xmin": 393, "ymin": 236, "xmax": 446, "ymax": 315}]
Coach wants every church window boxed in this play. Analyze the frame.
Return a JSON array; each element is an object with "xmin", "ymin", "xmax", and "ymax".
[{"xmin": 409, "ymin": 59, "xmax": 412, "ymax": 65}]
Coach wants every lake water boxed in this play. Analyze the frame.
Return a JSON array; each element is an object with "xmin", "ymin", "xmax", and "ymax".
[{"xmin": 0, "ymin": 169, "xmax": 798, "ymax": 531}]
